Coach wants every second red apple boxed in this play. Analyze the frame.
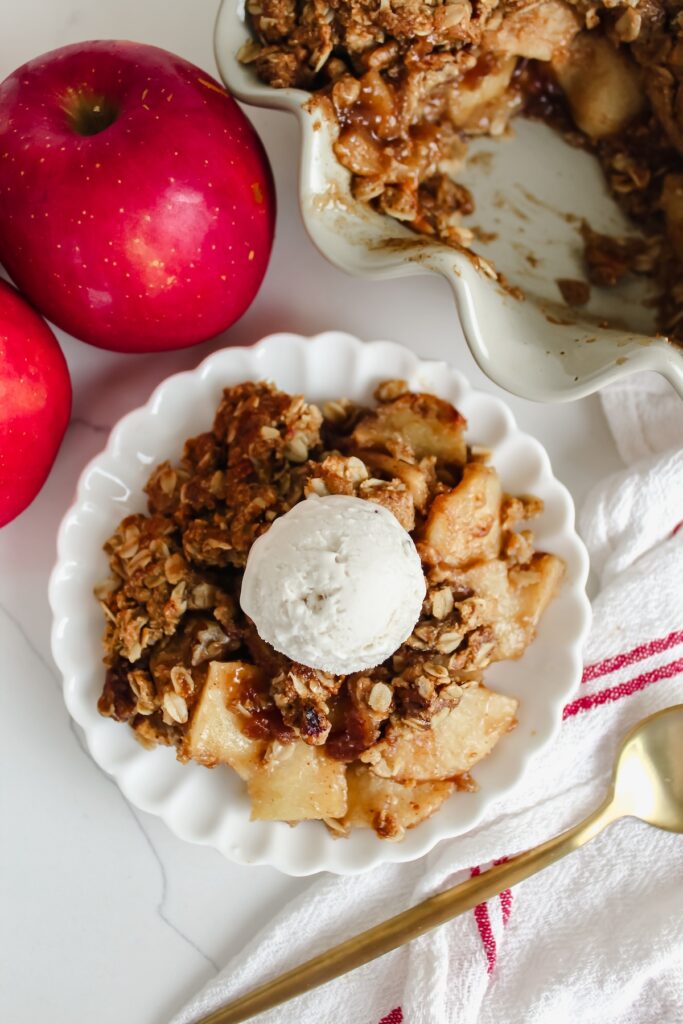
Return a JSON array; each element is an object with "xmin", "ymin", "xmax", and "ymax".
[{"xmin": 0, "ymin": 280, "xmax": 72, "ymax": 527}]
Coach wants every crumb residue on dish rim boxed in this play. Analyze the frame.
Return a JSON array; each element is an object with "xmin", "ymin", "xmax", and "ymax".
[
  {"xmin": 557, "ymin": 278, "xmax": 591, "ymax": 308},
  {"xmin": 516, "ymin": 186, "xmax": 580, "ymax": 226}
]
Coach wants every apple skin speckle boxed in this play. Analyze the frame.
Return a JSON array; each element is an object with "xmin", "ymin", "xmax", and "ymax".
[{"xmin": 0, "ymin": 40, "xmax": 275, "ymax": 353}]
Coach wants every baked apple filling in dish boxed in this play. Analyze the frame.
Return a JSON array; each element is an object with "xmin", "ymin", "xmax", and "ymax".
[
  {"xmin": 239, "ymin": 0, "xmax": 683, "ymax": 341},
  {"xmin": 96, "ymin": 380, "xmax": 564, "ymax": 840}
]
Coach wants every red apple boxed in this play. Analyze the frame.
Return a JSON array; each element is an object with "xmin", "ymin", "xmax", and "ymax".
[
  {"xmin": 0, "ymin": 279, "xmax": 72, "ymax": 526},
  {"xmin": 0, "ymin": 41, "xmax": 275, "ymax": 353}
]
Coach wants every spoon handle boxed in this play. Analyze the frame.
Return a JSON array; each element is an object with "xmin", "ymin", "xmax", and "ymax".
[{"xmin": 199, "ymin": 795, "xmax": 619, "ymax": 1024}]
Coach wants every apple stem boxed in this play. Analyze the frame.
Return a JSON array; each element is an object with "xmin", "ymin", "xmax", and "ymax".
[{"xmin": 62, "ymin": 88, "xmax": 119, "ymax": 136}]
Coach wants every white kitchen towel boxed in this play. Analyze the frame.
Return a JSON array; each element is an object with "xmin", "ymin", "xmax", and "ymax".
[
  {"xmin": 173, "ymin": 376, "xmax": 683, "ymax": 1024},
  {"xmin": 600, "ymin": 372, "xmax": 683, "ymax": 464}
]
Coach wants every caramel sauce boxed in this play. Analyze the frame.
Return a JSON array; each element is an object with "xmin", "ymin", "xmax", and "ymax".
[
  {"xmin": 334, "ymin": 63, "xmax": 448, "ymax": 177},
  {"xmin": 335, "ymin": 71, "xmax": 399, "ymax": 141},
  {"xmin": 241, "ymin": 704, "xmax": 294, "ymax": 743},
  {"xmin": 356, "ymin": 71, "xmax": 401, "ymax": 140},
  {"xmin": 326, "ymin": 691, "xmax": 379, "ymax": 762},
  {"xmin": 99, "ymin": 662, "xmax": 136, "ymax": 721},
  {"xmin": 326, "ymin": 714, "xmax": 376, "ymax": 761},
  {"xmin": 461, "ymin": 52, "xmax": 499, "ymax": 91},
  {"xmin": 229, "ymin": 664, "xmax": 294, "ymax": 743},
  {"xmin": 516, "ymin": 60, "xmax": 576, "ymax": 136}
]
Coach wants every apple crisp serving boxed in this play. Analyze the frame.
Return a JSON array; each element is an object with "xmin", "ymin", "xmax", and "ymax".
[
  {"xmin": 96, "ymin": 380, "xmax": 564, "ymax": 839},
  {"xmin": 239, "ymin": 0, "xmax": 683, "ymax": 340}
]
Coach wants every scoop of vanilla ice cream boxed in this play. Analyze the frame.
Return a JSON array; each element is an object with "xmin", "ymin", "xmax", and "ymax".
[{"xmin": 240, "ymin": 494, "xmax": 426, "ymax": 675}]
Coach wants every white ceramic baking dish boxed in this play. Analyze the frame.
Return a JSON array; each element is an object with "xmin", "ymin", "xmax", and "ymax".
[{"xmin": 213, "ymin": 0, "xmax": 683, "ymax": 403}]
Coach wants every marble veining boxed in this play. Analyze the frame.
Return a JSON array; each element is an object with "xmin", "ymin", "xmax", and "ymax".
[
  {"xmin": 0, "ymin": 598, "xmax": 58, "ymax": 683},
  {"xmin": 129, "ymin": 805, "xmax": 221, "ymax": 972},
  {"xmin": 1, "ymin": 595, "xmax": 219, "ymax": 971},
  {"xmin": 6, "ymin": 593, "xmax": 222, "ymax": 966}
]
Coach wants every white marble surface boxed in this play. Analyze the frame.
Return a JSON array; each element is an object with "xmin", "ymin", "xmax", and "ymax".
[{"xmin": 0, "ymin": 2, "xmax": 624, "ymax": 1022}]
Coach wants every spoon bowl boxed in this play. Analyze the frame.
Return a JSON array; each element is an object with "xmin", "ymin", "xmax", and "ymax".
[{"xmin": 613, "ymin": 705, "xmax": 683, "ymax": 834}]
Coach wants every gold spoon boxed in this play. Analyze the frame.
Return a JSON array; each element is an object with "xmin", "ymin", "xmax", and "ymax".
[{"xmin": 199, "ymin": 704, "xmax": 683, "ymax": 1024}]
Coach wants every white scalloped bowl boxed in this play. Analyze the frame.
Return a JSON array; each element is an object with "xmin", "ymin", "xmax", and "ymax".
[
  {"xmin": 49, "ymin": 333, "xmax": 590, "ymax": 876},
  {"xmin": 213, "ymin": 0, "xmax": 683, "ymax": 403}
]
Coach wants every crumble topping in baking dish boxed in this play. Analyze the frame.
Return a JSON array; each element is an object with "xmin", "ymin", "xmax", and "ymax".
[
  {"xmin": 97, "ymin": 380, "xmax": 564, "ymax": 840},
  {"xmin": 239, "ymin": 0, "xmax": 683, "ymax": 341}
]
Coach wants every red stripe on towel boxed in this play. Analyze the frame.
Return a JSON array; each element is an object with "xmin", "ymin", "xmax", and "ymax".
[
  {"xmin": 378, "ymin": 1009, "xmax": 403, "ymax": 1024},
  {"xmin": 492, "ymin": 857, "xmax": 513, "ymax": 926},
  {"xmin": 581, "ymin": 629, "xmax": 683, "ymax": 684},
  {"xmin": 499, "ymin": 887, "xmax": 513, "ymax": 926},
  {"xmin": 565, "ymin": 656, "xmax": 683, "ymax": 718},
  {"xmin": 470, "ymin": 866, "xmax": 497, "ymax": 973}
]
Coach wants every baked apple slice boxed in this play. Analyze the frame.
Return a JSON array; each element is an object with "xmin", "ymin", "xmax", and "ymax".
[
  {"xmin": 464, "ymin": 553, "xmax": 565, "ymax": 660},
  {"xmin": 352, "ymin": 392, "xmax": 467, "ymax": 464},
  {"xmin": 423, "ymin": 463, "xmax": 502, "ymax": 566},
  {"xmin": 362, "ymin": 682, "xmax": 518, "ymax": 783},
  {"xmin": 181, "ymin": 661, "xmax": 265, "ymax": 778},
  {"xmin": 335, "ymin": 764, "xmax": 455, "ymax": 840},
  {"xmin": 249, "ymin": 741, "xmax": 347, "ymax": 821}
]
